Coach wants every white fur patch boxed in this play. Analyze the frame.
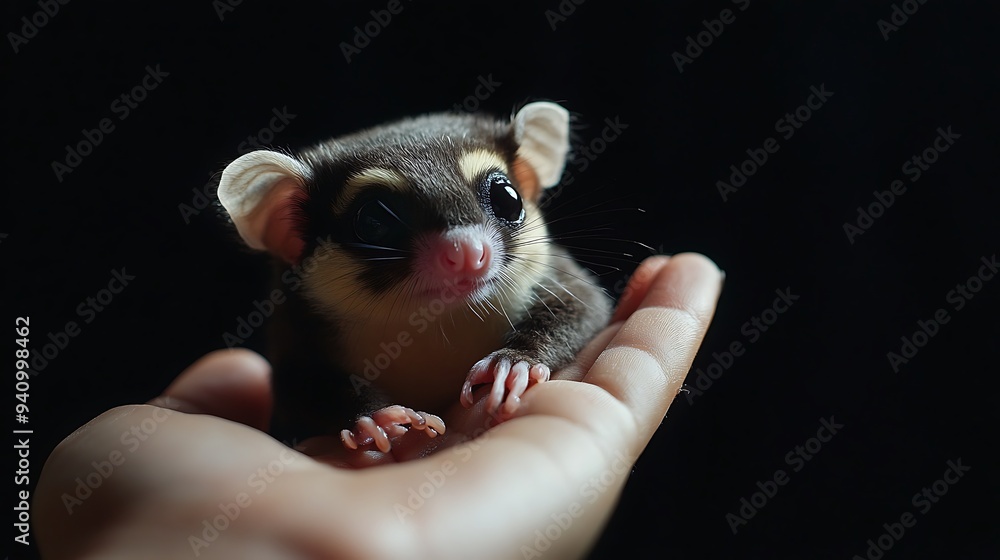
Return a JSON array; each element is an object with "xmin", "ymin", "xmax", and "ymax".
[
  {"xmin": 458, "ymin": 149, "xmax": 509, "ymax": 184},
  {"xmin": 333, "ymin": 167, "xmax": 408, "ymax": 213}
]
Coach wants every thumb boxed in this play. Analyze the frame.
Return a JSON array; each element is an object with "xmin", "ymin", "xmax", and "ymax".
[{"xmin": 148, "ymin": 349, "xmax": 273, "ymax": 431}]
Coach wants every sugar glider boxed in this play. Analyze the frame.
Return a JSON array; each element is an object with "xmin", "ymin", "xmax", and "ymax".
[{"xmin": 217, "ymin": 102, "xmax": 611, "ymax": 453}]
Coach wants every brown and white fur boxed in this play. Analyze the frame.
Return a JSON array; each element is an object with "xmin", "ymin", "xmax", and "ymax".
[{"xmin": 217, "ymin": 102, "xmax": 611, "ymax": 452}]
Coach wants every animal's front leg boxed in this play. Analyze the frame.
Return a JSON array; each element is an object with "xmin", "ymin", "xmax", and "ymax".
[
  {"xmin": 461, "ymin": 352, "xmax": 552, "ymax": 416},
  {"xmin": 461, "ymin": 255, "xmax": 612, "ymax": 417}
]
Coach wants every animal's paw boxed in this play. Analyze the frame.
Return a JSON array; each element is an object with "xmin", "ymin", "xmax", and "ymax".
[
  {"xmin": 460, "ymin": 350, "xmax": 551, "ymax": 417},
  {"xmin": 340, "ymin": 405, "xmax": 445, "ymax": 453}
]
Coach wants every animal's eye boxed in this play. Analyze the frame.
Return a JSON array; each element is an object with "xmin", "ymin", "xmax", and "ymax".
[
  {"xmin": 481, "ymin": 172, "xmax": 525, "ymax": 226},
  {"xmin": 354, "ymin": 200, "xmax": 404, "ymax": 245}
]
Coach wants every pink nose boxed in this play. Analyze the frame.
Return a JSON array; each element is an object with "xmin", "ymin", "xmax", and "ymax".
[{"xmin": 438, "ymin": 235, "xmax": 492, "ymax": 276}]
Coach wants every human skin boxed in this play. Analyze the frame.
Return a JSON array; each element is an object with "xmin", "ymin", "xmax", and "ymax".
[{"xmin": 34, "ymin": 253, "xmax": 723, "ymax": 560}]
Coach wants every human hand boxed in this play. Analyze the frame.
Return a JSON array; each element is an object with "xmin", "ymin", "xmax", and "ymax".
[{"xmin": 34, "ymin": 253, "xmax": 722, "ymax": 559}]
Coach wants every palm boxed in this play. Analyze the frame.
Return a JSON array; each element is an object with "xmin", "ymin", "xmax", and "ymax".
[{"xmin": 35, "ymin": 254, "xmax": 722, "ymax": 560}]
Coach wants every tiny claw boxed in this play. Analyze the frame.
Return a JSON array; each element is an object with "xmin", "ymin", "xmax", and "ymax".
[
  {"xmin": 407, "ymin": 410, "xmax": 427, "ymax": 428},
  {"xmin": 420, "ymin": 412, "xmax": 446, "ymax": 435},
  {"xmin": 372, "ymin": 424, "xmax": 392, "ymax": 453},
  {"xmin": 500, "ymin": 394, "xmax": 521, "ymax": 418},
  {"xmin": 461, "ymin": 381, "xmax": 475, "ymax": 408},
  {"xmin": 372, "ymin": 425, "xmax": 390, "ymax": 454},
  {"xmin": 530, "ymin": 364, "xmax": 551, "ymax": 383},
  {"xmin": 506, "ymin": 361, "xmax": 531, "ymax": 403},
  {"xmin": 340, "ymin": 429, "xmax": 358, "ymax": 450},
  {"xmin": 354, "ymin": 416, "xmax": 382, "ymax": 451},
  {"xmin": 487, "ymin": 359, "xmax": 513, "ymax": 414},
  {"xmin": 340, "ymin": 406, "xmax": 446, "ymax": 453},
  {"xmin": 461, "ymin": 353, "xmax": 551, "ymax": 418}
]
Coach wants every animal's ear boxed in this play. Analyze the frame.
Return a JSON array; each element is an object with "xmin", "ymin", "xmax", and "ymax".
[
  {"xmin": 218, "ymin": 150, "xmax": 311, "ymax": 264},
  {"xmin": 512, "ymin": 102, "xmax": 570, "ymax": 200}
]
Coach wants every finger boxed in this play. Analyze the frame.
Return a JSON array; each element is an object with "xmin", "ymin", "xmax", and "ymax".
[
  {"xmin": 492, "ymin": 252, "xmax": 721, "ymax": 468},
  {"xmin": 610, "ymin": 254, "xmax": 673, "ymax": 324},
  {"xmin": 339, "ymin": 254, "xmax": 718, "ymax": 464},
  {"xmin": 542, "ymin": 255, "xmax": 670, "ymax": 383},
  {"xmin": 271, "ymin": 256, "xmax": 724, "ymax": 558},
  {"xmin": 384, "ymin": 255, "xmax": 696, "ymax": 458},
  {"xmin": 148, "ymin": 349, "xmax": 273, "ymax": 431},
  {"xmin": 550, "ymin": 322, "xmax": 622, "ymax": 382},
  {"xmin": 582, "ymin": 252, "xmax": 723, "ymax": 450},
  {"xmin": 553, "ymin": 253, "xmax": 712, "ymax": 386}
]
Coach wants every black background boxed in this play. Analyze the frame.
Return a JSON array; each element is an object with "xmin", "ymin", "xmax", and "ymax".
[{"xmin": 8, "ymin": 1, "xmax": 999, "ymax": 559}]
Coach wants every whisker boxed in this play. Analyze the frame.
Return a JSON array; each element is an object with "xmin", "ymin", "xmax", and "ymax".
[
  {"xmin": 548, "ymin": 207, "xmax": 644, "ymax": 222},
  {"xmin": 511, "ymin": 230, "xmax": 617, "ymax": 243},
  {"xmin": 535, "ymin": 270, "xmax": 591, "ymax": 311},
  {"xmin": 530, "ymin": 282, "xmax": 556, "ymax": 318},
  {"xmin": 494, "ymin": 269, "xmax": 527, "ymax": 321},
  {"xmin": 498, "ymin": 299, "xmax": 516, "ymax": 331},
  {"xmin": 439, "ymin": 321, "xmax": 450, "ymax": 346},
  {"xmin": 533, "ymin": 279, "xmax": 565, "ymax": 307},
  {"xmin": 539, "ymin": 192, "xmax": 638, "ymax": 220},
  {"xmin": 466, "ymin": 301, "xmax": 485, "ymax": 322},
  {"xmin": 538, "ymin": 245, "xmax": 635, "ymax": 258},
  {"xmin": 341, "ymin": 242, "xmax": 410, "ymax": 253},
  {"xmin": 536, "ymin": 207, "xmax": 644, "ymax": 229},
  {"xmin": 516, "ymin": 252, "xmax": 624, "ymax": 273},
  {"xmin": 495, "ymin": 269, "xmax": 531, "ymax": 315},
  {"xmin": 377, "ymin": 200, "xmax": 412, "ymax": 230},
  {"xmin": 383, "ymin": 282, "xmax": 406, "ymax": 334},
  {"xmin": 513, "ymin": 257, "xmax": 605, "ymax": 295}
]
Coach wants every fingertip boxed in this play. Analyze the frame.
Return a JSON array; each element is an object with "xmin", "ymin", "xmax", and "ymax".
[
  {"xmin": 668, "ymin": 252, "xmax": 723, "ymax": 279},
  {"xmin": 646, "ymin": 252, "xmax": 724, "ymax": 316},
  {"xmin": 611, "ymin": 255, "xmax": 673, "ymax": 323},
  {"xmin": 192, "ymin": 348, "xmax": 272, "ymax": 378}
]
